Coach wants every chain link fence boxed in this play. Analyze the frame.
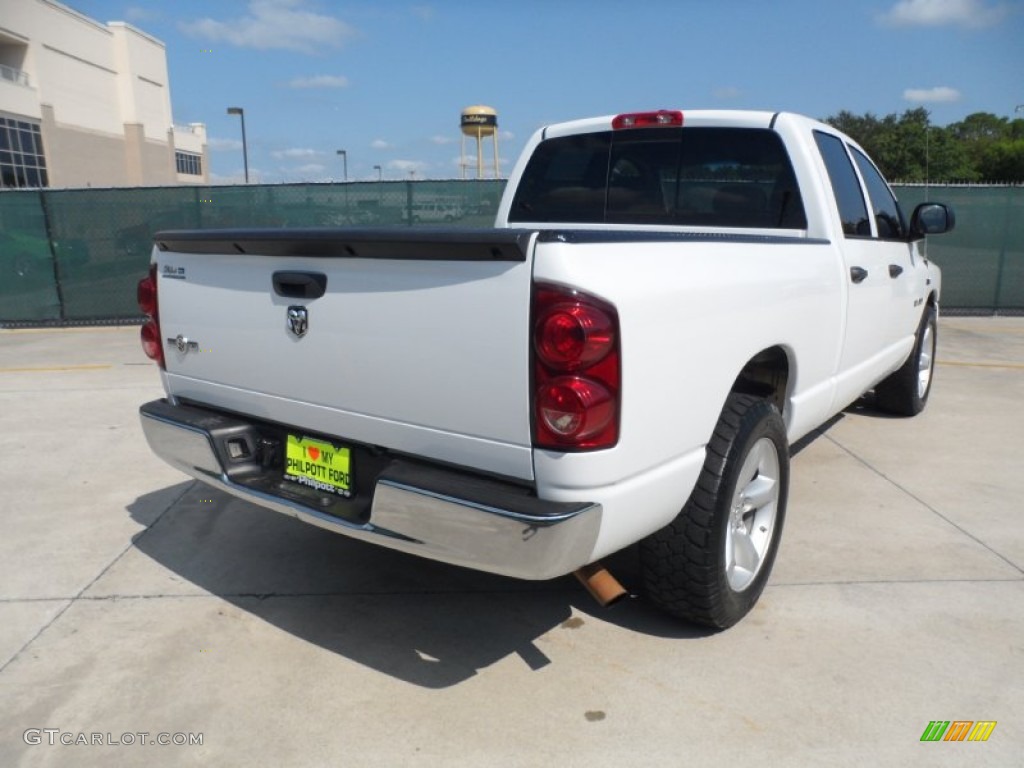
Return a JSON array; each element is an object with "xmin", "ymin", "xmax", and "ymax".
[
  {"xmin": 0, "ymin": 181, "xmax": 1020, "ymax": 325},
  {"xmin": 894, "ymin": 185, "xmax": 1022, "ymax": 314}
]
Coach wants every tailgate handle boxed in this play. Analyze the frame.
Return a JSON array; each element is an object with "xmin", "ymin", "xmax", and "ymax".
[{"xmin": 273, "ymin": 271, "xmax": 327, "ymax": 299}]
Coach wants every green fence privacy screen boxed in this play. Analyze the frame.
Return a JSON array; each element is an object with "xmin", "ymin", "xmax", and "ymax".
[
  {"xmin": 893, "ymin": 185, "xmax": 1023, "ymax": 314},
  {"xmin": 0, "ymin": 181, "xmax": 1020, "ymax": 324}
]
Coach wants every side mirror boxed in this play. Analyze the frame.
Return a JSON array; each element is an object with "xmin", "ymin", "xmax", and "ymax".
[{"xmin": 909, "ymin": 203, "xmax": 955, "ymax": 239}]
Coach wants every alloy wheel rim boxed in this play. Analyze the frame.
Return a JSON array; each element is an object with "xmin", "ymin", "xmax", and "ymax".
[
  {"xmin": 725, "ymin": 437, "xmax": 781, "ymax": 592},
  {"xmin": 917, "ymin": 321, "xmax": 935, "ymax": 399}
]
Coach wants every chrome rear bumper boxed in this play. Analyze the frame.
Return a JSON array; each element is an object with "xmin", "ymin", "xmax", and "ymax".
[{"xmin": 139, "ymin": 400, "xmax": 601, "ymax": 580}]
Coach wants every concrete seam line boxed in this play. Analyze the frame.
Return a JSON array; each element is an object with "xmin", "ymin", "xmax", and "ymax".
[
  {"xmin": 769, "ymin": 577, "xmax": 1024, "ymax": 588},
  {"xmin": 0, "ymin": 364, "xmax": 113, "ymax": 373},
  {"xmin": 944, "ymin": 325, "xmax": 1024, "ymax": 336},
  {"xmin": 0, "ymin": 327, "xmax": 137, "ymax": 335},
  {"xmin": 823, "ymin": 434, "xmax": 1024, "ymax": 577},
  {"xmin": 0, "ymin": 586, "xmax": 579, "ymax": 603},
  {"xmin": 0, "ymin": 481, "xmax": 196, "ymax": 677},
  {"xmin": 4, "ymin": 578, "xmax": 1019, "ymax": 602},
  {"xmin": 0, "ymin": 387, "xmax": 168, "ymax": 396},
  {"xmin": 937, "ymin": 360, "xmax": 1024, "ymax": 370}
]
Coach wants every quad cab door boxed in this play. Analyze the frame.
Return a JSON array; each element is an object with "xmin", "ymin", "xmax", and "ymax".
[
  {"xmin": 813, "ymin": 131, "xmax": 921, "ymax": 410},
  {"xmin": 848, "ymin": 146, "xmax": 927, "ymax": 341}
]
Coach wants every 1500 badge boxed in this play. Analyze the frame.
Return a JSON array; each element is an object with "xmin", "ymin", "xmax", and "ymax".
[{"xmin": 162, "ymin": 264, "xmax": 186, "ymax": 280}]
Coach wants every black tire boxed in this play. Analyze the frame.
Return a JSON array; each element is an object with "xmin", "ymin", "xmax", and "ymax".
[
  {"xmin": 640, "ymin": 393, "xmax": 789, "ymax": 629},
  {"xmin": 874, "ymin": 304, "xmax": 937, "ymax": 417}
]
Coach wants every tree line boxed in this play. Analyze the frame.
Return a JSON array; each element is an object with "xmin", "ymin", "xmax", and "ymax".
[{"xmin": 824, "ymin": 108, "xmax": 1024, "ymax": 183}]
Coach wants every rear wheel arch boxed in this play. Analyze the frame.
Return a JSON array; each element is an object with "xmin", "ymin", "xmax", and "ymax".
[{"xmin": 729, "ymin": 345, "xmax": 791, "ymax": 417}]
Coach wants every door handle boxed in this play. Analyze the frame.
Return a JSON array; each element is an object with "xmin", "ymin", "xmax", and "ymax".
[
  {"xmin": 272, "ymin": 271, "xmax": 327, "ymax": 299},
  {"xmin": 888, "ymin": 264, "xmax": 904, "ymax": 278},
  {"xmin": 850, "ymin": 266, "xmax": 868, "ymax": 284}
]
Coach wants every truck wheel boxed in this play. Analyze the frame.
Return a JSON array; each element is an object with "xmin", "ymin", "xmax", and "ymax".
[
  {"xmin": 874, "ymin": 304, "xmax": 937, "ymax": 417},
  {"xmin": 640, "ymin": 393, "xmax": 789, "ymax": 629}
]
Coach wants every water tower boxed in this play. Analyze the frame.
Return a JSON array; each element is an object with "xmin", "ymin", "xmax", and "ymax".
[{"xmin": 460, "ymin": 105, "xmax": 499, "ymax": 179}]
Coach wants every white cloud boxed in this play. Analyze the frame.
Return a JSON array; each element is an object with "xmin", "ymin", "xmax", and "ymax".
[
  {"xmin": 207, "ymin": 137, "xmax": 243, "ymax": 151},
  {"xmin": 210, "ymin": 169, "xmax": 266, "ymax": 184},
  {"xmin": 879, "ymin": 0, "xmax": 1010, "ymax": 28},
  {"xmin": 125, "ymin": 6, "xmax": 158, "ymax": 22},
  {"xmin": 388, "ymin": 159, "xmax": 428, "ymax": 175},
  {"xmin": 713, "ymin": 86, "xmax": 742, "ymax": 101},
  {"xmin": 288, "ymin": 74, "xmax": 349, "ymax": 89},
  {"xmin": 903, "ymin": 86, "xmax": 962, "ymax": 102},
  {"xmin": 452, "ymin": 154, "xmax": 507, "ymax": 173},
  {"xmin": 293, "ymin": 163, "xmax": 326, "ymax": 174},
  {"xmin": 371, "ymin": 139, "xmax": 392, "ymax": 149},
  {"xmin": 180, "ymin": 0, "xmax": 356, "ymax": 52},
  {"xmin": 208, "ymin": 172, "xmax": 245, "ymax": 185},
  {"xmin": 271, "ymin": 147, "xmax": 319, "ymax": 159},
  {"xmin": 448, "ymin": 130, "xmax": 513, "ymax": 144}
]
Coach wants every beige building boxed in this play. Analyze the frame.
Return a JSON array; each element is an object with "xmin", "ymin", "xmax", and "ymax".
[{"xmin": 0, "ymin": 0, "xmax": 207, "ymax": 188}]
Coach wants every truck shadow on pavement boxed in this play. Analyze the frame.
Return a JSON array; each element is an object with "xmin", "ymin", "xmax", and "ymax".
[
  {"xmin": 843, "ymin": 392, "xmax": 916, "ymax": 420},
  {"xmin": 127, "ymin": 483, "xmax": 712, "ymax": 689},
  {"xmin": 790, "ymin": 393, "xmax": 897, "ymax": 456}
]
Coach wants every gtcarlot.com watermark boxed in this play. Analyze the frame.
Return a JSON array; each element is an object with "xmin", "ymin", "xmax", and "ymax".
[{"xmin": 24, "ymin": 729, "xmax": 202, "ymax": 747}]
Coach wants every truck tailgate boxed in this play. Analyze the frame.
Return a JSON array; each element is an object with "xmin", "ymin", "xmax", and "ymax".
[{"xmin": 151, "ymin": 229, "xmax": 537, "ymax": 481}]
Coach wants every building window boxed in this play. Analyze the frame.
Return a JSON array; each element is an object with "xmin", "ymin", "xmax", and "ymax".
[
  {"xmin": 0, "ymin": 116, "xmax": 48, "ymax": 188},
  {"xmin": 175, "ymin": 151, "xmax": 202, "ymax": 176}
]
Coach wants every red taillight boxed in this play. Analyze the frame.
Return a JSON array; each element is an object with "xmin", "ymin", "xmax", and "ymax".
[
  {"xmin": 137, "ymin": 271, "xmax": 158, "ymax": 316},
  {"xmin": 532, "ymin": 284, "xmax": 620, "ymax": 450},
  {"xmin": 537, "ymin": 377, "xmax": 615, "ymax": 443},
  {"xmin": 612, "ymin": 110, "xmax": 684, "ymax": 130},
  {"xmin": 140, "ymin": 319, "xmax": 163, "ymax": 363},
  {"xmin": 137, "ymin": 264, "xmax": 164, "ymax": 368},
  {"xmin": 536, "ymin": 303, "xmax": 614, "ymax": 371}
]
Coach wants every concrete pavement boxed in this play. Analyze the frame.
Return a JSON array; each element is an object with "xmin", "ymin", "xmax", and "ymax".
[{"xmin": 0, "ymin": 319, "xmax": 1021, "ymax": 767}]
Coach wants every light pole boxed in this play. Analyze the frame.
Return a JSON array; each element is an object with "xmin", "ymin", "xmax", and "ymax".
[
  {"xmin": 373, "ymin": 164, "xmax": 382, "ymax": 181},
  {"xmin": 337, "ymin": 150, "xmax": 347, "ymax": 181},
  {"xmin": 226, "ymin": 107, "xmax": 249, "ymax": 183},
  {"xmin": 925, "ymin": 124, "xmax": 930, "ymax": 198}
]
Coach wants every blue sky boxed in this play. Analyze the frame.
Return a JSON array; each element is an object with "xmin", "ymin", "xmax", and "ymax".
[{"xmin": 67, "ymin": 0, "xmax": 1024, "ymax": 183}]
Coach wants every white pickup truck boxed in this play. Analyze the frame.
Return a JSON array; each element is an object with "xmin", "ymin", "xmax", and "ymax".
[{"xmin": 138, "ymin": 110, "xmax": 954, "ymax": 628}]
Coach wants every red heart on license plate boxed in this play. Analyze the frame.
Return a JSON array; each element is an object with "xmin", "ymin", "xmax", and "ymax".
[{"xmin": 307, "ymin": 446, "xmax": 320, "ymax": 461}]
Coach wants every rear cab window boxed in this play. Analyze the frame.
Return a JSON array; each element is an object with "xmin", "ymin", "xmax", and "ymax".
[
  {"xmin": 813, "ymin": 131, "xmax": 872, "ymax": 237},
  {"xmin": 510, "ymin": 127, "xmax": 807, "ymax": 229}
]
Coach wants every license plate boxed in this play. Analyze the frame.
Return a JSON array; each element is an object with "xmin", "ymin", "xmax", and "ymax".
[{"xmin": 284, "ymin": 435, "xmax": 352, "ymax": 497}]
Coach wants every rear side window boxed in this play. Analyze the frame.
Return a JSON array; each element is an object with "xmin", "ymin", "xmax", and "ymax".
[
  {"xmin": 509, "ymin": 132, "xmax": 611, "ymax": 224},
  {"xmin": 814, "ymin": 131, "xmax": 870, "ymax": 237},
  {"xmin": 851, "ymin": 148, "xmax": 907, "ymax": 239},
  {"xmin": 510, "ymin": 127, "xmax": 806, "ymax": 228}
]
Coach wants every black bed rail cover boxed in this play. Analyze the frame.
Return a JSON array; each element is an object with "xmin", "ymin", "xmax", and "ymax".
[
  {"xmin": 153, "ymin": 227, "xmax": 535, "ymax": 262},
  {"xmin": 537, "ymin": 230, "xmax": 829, "ymax": 246}
]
